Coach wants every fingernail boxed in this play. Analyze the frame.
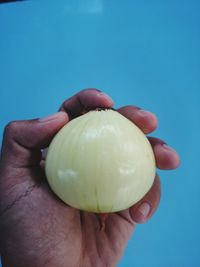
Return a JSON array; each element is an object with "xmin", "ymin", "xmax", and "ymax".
[
  {"xmin": 135, "ymin": 202, "xmax": 151, "ymax": 223},
  {"xmin": 98, "ymin": 92, "xmax": 114, "ymax": 103},
  {"xmin": 136, "ymin": 109, "xmax": 150, "ymax": 117},
  {"xmin": 39, "ymin": 112, "xmax": 66, "ymax": 123},
  {"xmin": 94, "ymin": 89, "xmax": 102, "ymax": 92}
]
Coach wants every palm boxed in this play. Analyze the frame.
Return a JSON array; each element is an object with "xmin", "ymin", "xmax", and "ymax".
[{"xmin": 1, "ymin": 167, "xmax": 134, "ymax": 267}]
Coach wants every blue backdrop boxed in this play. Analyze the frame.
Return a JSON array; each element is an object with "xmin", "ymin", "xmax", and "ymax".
[{"xmin": 0, "ymin": 1, "xmax": 199, "ymax": 266}]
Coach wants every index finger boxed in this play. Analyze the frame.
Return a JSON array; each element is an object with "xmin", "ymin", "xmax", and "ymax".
[{"xmin": 59, "ymin": 88, "xmax": 114, "ymax": 119}]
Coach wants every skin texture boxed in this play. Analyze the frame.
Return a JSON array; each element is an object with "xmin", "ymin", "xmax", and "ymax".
[{"xmin": 0, "ymin": 89, "xmax": 180, "ymax": 267}]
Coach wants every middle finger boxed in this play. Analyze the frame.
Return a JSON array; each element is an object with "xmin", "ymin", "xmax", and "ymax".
[{"xmin": 118, "ymin": 105, "xmax": 158, "ymax": 134}]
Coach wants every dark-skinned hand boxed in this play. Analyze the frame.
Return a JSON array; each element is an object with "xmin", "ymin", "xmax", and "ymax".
[{"xmin": 0, "ymin": 89, "xmax": 180, "ymax": 267}]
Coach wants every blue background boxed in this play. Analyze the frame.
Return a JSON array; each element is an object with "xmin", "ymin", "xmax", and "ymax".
[{"xmin": 0, "ymin": 0, "xmax": 199, "ymax": 266}]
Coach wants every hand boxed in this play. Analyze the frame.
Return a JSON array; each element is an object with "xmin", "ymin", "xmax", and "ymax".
[{"xmin": 0, "ymin": 89, "xmax": 180, "ymax": 267}]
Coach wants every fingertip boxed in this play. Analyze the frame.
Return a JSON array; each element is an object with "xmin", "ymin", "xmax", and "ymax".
[
  {"xmin": 81, "ymin": 88, "xmax": 114, "ymax": 107},
  {"xmin": 136, "ymin": 110, "xmax": 158, "ymax": 134},
  {"xmin": 154, "ymin": 144, "xmax": 180, "ymax": 170},
  {"xmin": 60, "ymin": 89, "xmax": 115, "ymax": 119},
  {"xmin": 57, "ymin": 111, "xmax": 69, "ymax": 123},
  {"xmin": 130, "ymin": 175, "xmax": 161, "ymax": 224},
  {"xmin": 97, "ymin": 91, "xmax": 115, "ymax": 107},
  {"xmin": 118, "ymin": 106, "xmax": 158, "ymax": 134},
  {"xmin": 130, "ymin": 202, "xmax": 152, "ymax": 224},
  {"xmin": 39, "ymin": 111, "xmax": 69, "ymax": 124}
]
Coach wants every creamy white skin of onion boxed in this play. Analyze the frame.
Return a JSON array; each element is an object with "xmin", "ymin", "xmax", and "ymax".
[{"xmin": 45, "ymin": 110, "xmax": 156, "ymax": 213}]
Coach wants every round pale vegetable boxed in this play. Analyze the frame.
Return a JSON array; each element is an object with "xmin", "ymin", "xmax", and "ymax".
[{"xmin": 45, "ymin": 110, "xmax": 156, "ymax": 213}]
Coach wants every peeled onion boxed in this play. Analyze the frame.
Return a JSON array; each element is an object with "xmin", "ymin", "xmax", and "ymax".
[{"xmin": 45, "ymin": 110, "xmax": 156, "ymax": 213}]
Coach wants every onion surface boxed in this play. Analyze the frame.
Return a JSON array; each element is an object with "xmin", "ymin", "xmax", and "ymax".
[{"xmin": 45, "ymin": 110, "xmax": 156, "ymax": 213}]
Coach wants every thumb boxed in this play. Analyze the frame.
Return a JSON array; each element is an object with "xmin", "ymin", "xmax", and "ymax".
[{"xmin": 0, "ymin": 112, "xmax": 68, "ymax": 168}]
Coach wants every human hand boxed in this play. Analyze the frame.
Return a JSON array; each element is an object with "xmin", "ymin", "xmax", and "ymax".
[{"xmin": 0, "ymin": 89, "xmax": 180, "ymax": 267}]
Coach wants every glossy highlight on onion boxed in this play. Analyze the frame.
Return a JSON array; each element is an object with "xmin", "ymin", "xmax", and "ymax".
[{"xmin": 45, "ymin": 110, "xmax": 156, "ymax": 213}]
